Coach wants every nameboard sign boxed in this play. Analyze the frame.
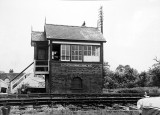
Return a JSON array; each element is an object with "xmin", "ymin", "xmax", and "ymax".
[{"xmin": 61, "ymin": 63, "xmax": 92, "ymax": 67}]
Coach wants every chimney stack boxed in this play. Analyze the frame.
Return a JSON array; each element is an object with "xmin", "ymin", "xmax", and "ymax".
[{"xmin": 82, "ymin": 21, "xmax": 86, "ymax": 26}]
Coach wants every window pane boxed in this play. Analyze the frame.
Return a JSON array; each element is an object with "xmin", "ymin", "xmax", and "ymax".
[
  {"xmin": 75, "ymin": 46, "xmax": 78, "ymax": 50},
  {"xmin": 66, "ymin": 45, "xmax": 70, "ymax": 50},
  {"xmin": 92, "ymin": 46, "xmax": 95, "ymax": 52},
  {"xmin": 66, "ymin": 45, "xmax": 70, "ymax": 56},
  {"xmin": 75, "ymin": 51, "xmax": 78, "ymax": 55},
  {"xmin": 92, "ymin": 46, "xmax": 96, "ymax": 56},
  {"xmin": 79, "ymin": 56, "xmax": 82, "ymax": 60},
  {"xmin": 88, "ymin": 51, "xmax": 91, "ymax": 56},
  {"xmin": 72, "ymin": 56, "xmax": 75, "ymax": 60},
  {"xmin": 66, "ymin": 56, "xmax": 70, "ymax": 60},
  {"xmin": 79, "ymin": 46, "xmax": 82, "ymax": 50},
  {"xmin": 71, "ymin": 51, "xmax": 74, "ymax": 55},
  {"xmin": 75, "ymin": 56, "xmax": 78, "ymax": 60},
  {"xmin": 72, "ymin": 45, "xmax": 75, "ymax": 50},
  {"xmin": 95, "ymin": 46, "xmax": 100, "ymax": 56},
  {"xmin": 66, "ymin": 50, "xmax": 69, "ymax": 56},
  {"xmin": 62, "ymin": 50, "xmax": 65, "ymax": 55},
  {"xmin": 79, "ymin": 51, "xmax": 82, "ymax": 55},
  {"xmin": 92, "ymin": 51, "xmax": 95, "ymax": 56},
  {"xmin": 67, "ymin": 52, "xmax": 70, "ymax": 56},
  {"xmin": 62, "ymin": 56, "xmax": 65, "ymax": 60},
  {"xmin": 88, "ymin": 46, "xmax": 91, "ymax": 50},
  {"xmin": 62, "ymin": 45, "xmax": 65, "ymax": 50},
  {"xmin": 84, "ymin": 51, "xmax": 87, "ymax": 56},
  {"xmin": 84, "ymin": 46, "xmax": 87, "ymax": 50},
  {"xmin": 92, "ymin": 46, "xmax": 95, "ymax": 51}
]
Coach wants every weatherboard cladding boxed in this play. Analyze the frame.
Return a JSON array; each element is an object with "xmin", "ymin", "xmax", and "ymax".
[{"xmin": 45, "ymin": 24, "xmax": 106, "ymax": 42}]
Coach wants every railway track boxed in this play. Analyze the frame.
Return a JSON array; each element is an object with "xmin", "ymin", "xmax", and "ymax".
[{"xmin": 0, "ymin": 93, "xmax": 159, "ymax": 106}]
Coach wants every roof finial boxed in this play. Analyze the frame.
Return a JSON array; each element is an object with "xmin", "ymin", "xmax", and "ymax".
[
  {"xmin": 31, "ymin": 25, "xmax": 33, "ymax": 32},
  {"xmin": 45, "ymin": 16, "xmax": 46, "ymax": 24},
  {"xmin": 82, "ymin": 21, "xmax": 86, "ymax": 26}
]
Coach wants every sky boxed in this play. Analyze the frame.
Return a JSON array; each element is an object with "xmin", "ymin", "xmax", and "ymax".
[{"xmin": 0, "ymin": 0, "xmax": 160, "ymax": 73}]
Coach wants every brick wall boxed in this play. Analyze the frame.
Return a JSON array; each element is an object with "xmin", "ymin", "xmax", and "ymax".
[{"xmin": 50, "ymin": 62, "xmax": 103, "ymax": 94}]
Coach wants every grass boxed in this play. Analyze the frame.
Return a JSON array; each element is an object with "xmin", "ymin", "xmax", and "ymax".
[
  {"xmin": 7, "ymin": 106, "xmax": 140, "ymax": 115},
  {"xmin": 9, "ymin": 110, "xmax": 140, "ymax": 115}
]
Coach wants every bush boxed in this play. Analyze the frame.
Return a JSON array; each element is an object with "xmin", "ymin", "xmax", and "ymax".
[
  {"xmin": 116, "ymin": 88, "xmax": 144, "ymax": 93},
  {"xmin": 104, "ymin": 87, "xmax": 160, "ymax": 94}
]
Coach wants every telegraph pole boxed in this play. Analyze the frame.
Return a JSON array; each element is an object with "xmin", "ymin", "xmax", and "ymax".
[{"xmin": 98, "ymin": 6, "xmax": 103, "ymax": 34}]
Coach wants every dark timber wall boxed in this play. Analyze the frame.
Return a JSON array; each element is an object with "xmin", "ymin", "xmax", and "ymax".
[{"xmin": 50, "ymin": 62, "xmax": 103, "ymax": 93}]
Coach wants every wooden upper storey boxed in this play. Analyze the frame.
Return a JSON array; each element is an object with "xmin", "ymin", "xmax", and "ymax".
[
  {"xmin": 31, "ymin": 24, "xmax": 106, "ymax": 63},
  {"xmin": 31, "ymin": 24, "xmax": 106, "ymax": 74}
]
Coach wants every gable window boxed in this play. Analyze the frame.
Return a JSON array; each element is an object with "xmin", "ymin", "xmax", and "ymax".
[
  {"xmin": 61, "ymin": 45, "xmax": 70, "ymax": 61},
  {"xmin": 71, "ymin": 45, "xmax": 82, "ymax": 61}
]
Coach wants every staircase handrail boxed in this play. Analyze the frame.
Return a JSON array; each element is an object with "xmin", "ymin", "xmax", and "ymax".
[{"xmin": 10, "ymin": 62, "xmax": 34, "ymax": 83}]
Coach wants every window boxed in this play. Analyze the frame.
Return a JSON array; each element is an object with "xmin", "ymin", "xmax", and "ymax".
[
  {"xmin": 71, "ymin": 45, "xmax": 82, "ymax": 61},
  {"xmin": 92, "ymin": 46, "xmax": 100, "ymax": 56},
  {"xmin": 51, "ymin": 44, "xmax": 100, "ymax": 62},
  {"xmin": 61, "ymin": 45, "xmax": 70, "ymax": 61},
  {"xmin": 52, "ymin": 44, "xmax": 60, "ymax": 61},
  {"xmin": 37, "ymin": 47, "xmax": 48, "ymax": 60},
  {"xmin": 84, "ymin": 46, "xmax": 100, "ymax": 62},
  {"xmin": 71, "ymin": 77, "xmax": 82, "ymax": 89},
  {"xmin": 84, "ymin": 46, "xmax": 91, "ymax": 56}
]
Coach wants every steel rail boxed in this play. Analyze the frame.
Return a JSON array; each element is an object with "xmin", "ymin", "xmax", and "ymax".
[
  {"xmin": 0, "ymin": 97, "xmax": 142, "ymax": 106},
  {"xmin": 0, "ymin": 93, "xmax": 149, "ymax": 106},
  {"xmin": 1, "ymin": 93, "xmax": 159, "ymax": 99},
  {"xmin": 0, "ymin": 93, "xmax": 146, "ymax": 98}
]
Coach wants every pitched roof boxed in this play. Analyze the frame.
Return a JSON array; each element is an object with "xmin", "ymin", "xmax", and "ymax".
[
  {"xmin": 0, "ymin": 73, "xmax": 24, "ymax": 81},
  {"xmin": 0, "ymin": 73, "xmax": 7, "ymax": 81},
  {"xmin": 31, "ymin": 31, "xmax": 46, "ymax": 42},
  {"xmin": 31, "ymin": 31, "xmax": 47, "ymax": 46},
  {"xmin": 44, "ymin": 24, "xmax": 106, "ymax": 42}
]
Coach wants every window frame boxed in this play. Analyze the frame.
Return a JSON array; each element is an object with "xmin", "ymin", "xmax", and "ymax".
[
  {"xmin": 51, "ymin": 43, "xmax": 101, "ymax": 62},
  {"xmin": 61, "ymin": 44, "xmax": 70, "ymax": 61},
  {"xmin": 83, "ymin": 45, "xmax": 100, "ymax": 62},
  {"xmin": 71, "ymin": 45, "xmax": 83, "ymax": 62}
]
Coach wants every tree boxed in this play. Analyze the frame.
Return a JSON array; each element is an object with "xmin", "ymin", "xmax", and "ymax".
[
  {"xmin": 115, "ymin": 65, "xmax": 138, "ymax": 88},
  {"xmin": 103, "ymin": 62, "xmax": 118, "ymax": 89},
  {"xmin": 136, "ymin": 71, "xmax": 148, "ymax": 87},
  {"xmin": 103, "ymin": 64, "xmax": 139, "ymax": 89},
  {"xmin": 148, "ymin": 57, "xmax": 160, "ymax": 87}
]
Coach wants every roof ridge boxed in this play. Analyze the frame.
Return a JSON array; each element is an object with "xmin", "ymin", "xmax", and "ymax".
[{"xmin": 45, "ymin": 23, "xmax": 98, "ymax": 29}]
